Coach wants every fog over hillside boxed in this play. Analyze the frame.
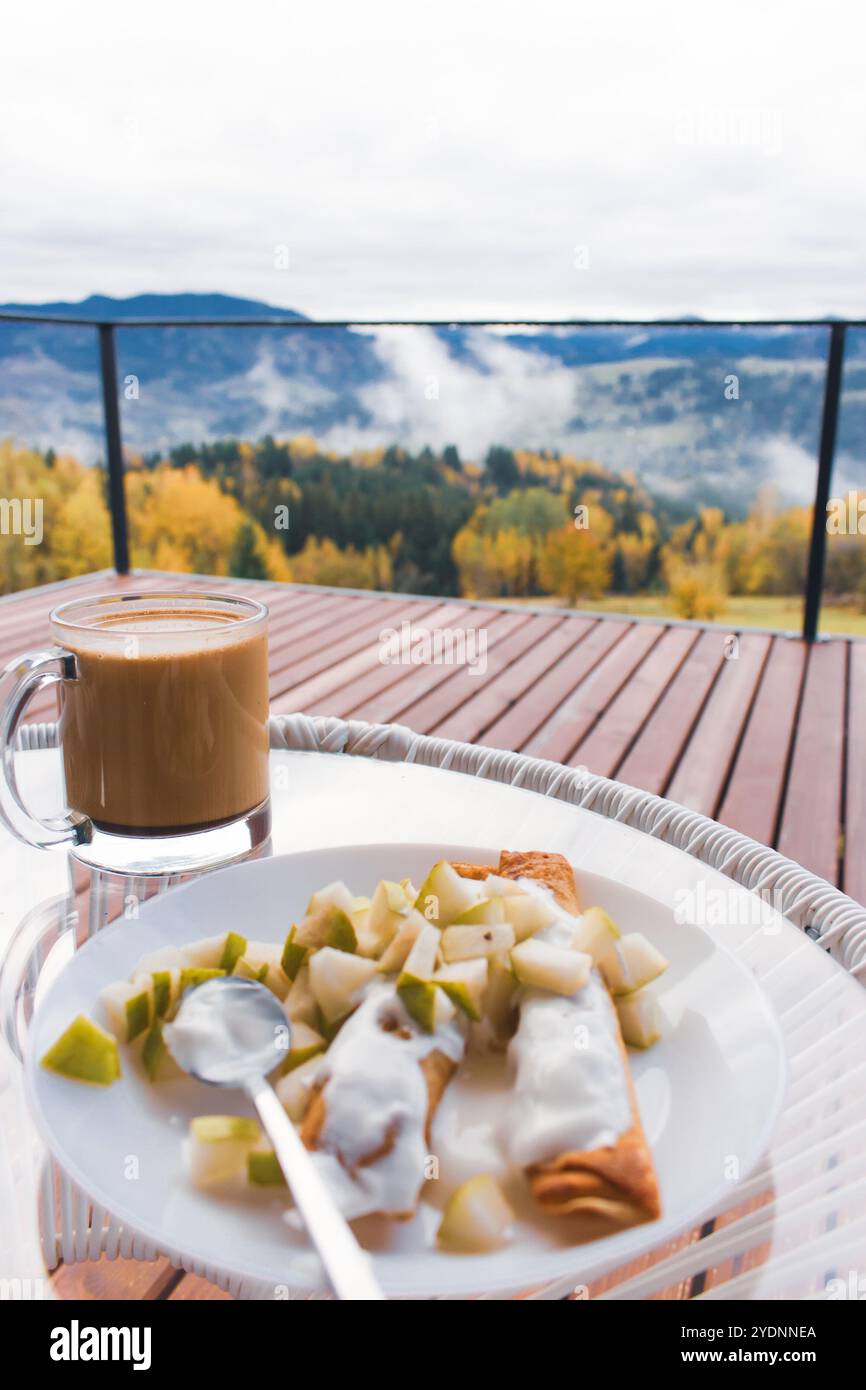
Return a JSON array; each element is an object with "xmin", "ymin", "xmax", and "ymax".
[{"xmin": 2, "ymin": 295, "xmax": 864, "ymax": 512}]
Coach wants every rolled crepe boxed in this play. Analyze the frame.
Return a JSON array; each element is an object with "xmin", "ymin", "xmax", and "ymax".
[
  {"xmin": 456, "ymin": 851, "xmax": 661, "ymax": 1228},
  {"xmin": 300, "ymin": 979, "xmax": 466, "ymax": 1220}
]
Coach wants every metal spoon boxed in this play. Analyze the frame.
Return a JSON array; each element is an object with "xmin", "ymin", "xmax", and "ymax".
[{"xmin": 165, "ymin": 975, "xmax": 385, "ymax": 1300}]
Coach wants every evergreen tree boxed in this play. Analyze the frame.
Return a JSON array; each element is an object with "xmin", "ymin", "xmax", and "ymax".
[
  {"xmin": 228, "ymin": 519, "xmax": 268, "ymax": 579},
  {"xmin": 485, "ymin": 446, "xmax": 520, "ymax": 491}
]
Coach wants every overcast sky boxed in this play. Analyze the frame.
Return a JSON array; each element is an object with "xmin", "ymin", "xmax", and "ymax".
[{"xmin": 2, "ymin": 0, "xmax": 865, "ymax": 320}]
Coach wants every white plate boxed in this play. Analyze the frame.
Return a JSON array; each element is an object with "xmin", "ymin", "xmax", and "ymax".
[{"xmin": 25, "ymin": 843, "xmax": 786, "ymax": 1299}]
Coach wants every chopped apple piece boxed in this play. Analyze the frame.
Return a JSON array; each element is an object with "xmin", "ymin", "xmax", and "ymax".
[
  {"xmin": 148, "ymin": 968, "xmax": 180, "ymax": 1019},
  {"xmin": 571, "ymin": 906, "xmax": 620, "ymax": 961},
  {"xmin": 247, "ymin": 1150, "xmax": 287, "ymax": 1186},
  {"xmin": 511, "ymin": 939, "xmax": 592, "ymax": 995},
  {"xmin": 600, "ymin": 932, "xmax": 669, "ymax": 996},
  {"xmin": 280, "ymin": 1020, "xmax": 326, "ymax": 1074},
  {"xmin": 41, "ymin": 1015, "xmax": 121, "ymax": 1086},
  {"xmin": 284, "ymin": 964, "xmax": 318, "ymax": 1026},
  {"xmin": 275, "ymin": 1053, "xmax": 323, "ymax": 1122},
  {"xmin": 234, "ymin": 958, "xmax": 268, "ymax": 984},
  {"xmin": 294, "ymin": 905, "xmax": 357, "ymax": 954},
  {"xmin": 453, "ymin": 897, "xmax": 506, "ymax": 926},
  {"xmin": 348, "ymin": 896, "xmax": 377, "ymax": 955},
  {"xmin": 179, "ymin": 934, "xmax": 232, "ymax": 970},
  {"xmin": 434, "ymin": 959, "xmax": 488, "ymax": 1021},
  {"xmin": 192, "ymin": 1115, "xmax": 261, "ymax": 1143},
  {"xmin": 480, "ymin": 873, "xmax": 526, "ymax": 898},
  {"xmin": 185, "ymin": 1115, "xmax": 261, "ymax": 1186},
  {"xmin": 179, "ymin": 966, "xmax": 227, "ymax": 995},
  {"xmin": 100, "ymin": 979, "xmax": 153, "ymax": 1043},
  {"xmin": 414, "ymin": 860, "xmax": 481, "ymax": 926},
  {"xmin": 616, "ymin": 990, "xmax": 662, "ymax": 1048},
  {"xmin": 437, "ymin": 1174, "xmax": 514, "ymax": 1252},
  {"xmin": 402, "ymin": 923, "xmax": 440, "ymax": 978},
  {"xmin": 396, "ymin": 975, "xmax": 438, "ymax": 1031},
  {"xmin": 396, "ymin": 923, "xmax": 445, "ymax": 1029},
  {"xmin": 217, "ymin": 931, "xmax": 247, "ymax": 973},
  {"xmin": 236, "ymin": 943, "xmax": 290, "ymax": 999},
  {"xmin": 362, "ymin": 879, "xmax": 411, "ymax": 956},
  {"xmin": 434, "ymin": 988, "xmax": 457, "ymax": 1026},
  {"xmin": 262, "ymin": 964, "xmax": 291, "ymax": 1000},
  {"xmin": 306, "ymin": 880, "xmax": 355, "ymax": 916},
  {"xmin": 483, "ymin": 954, "xmax": 519, "ymax": 1042},
  {"xmin": 308, "ymin": 947, "xmax": 377, "ymax": 1024},
  {"xmin": 134, "ymin": 945, "xmax": 185, "ymax": 975},
  {"xmin": 142, "ymin": 1017, "xmax": 184, "ymax": 1081},
  {"xmin": 500, "ymin": 894, "xmax": 557, "ymax": 941},
  {"xmin": 377, "ymin": 908, "xmax": 427, "ymax": 972},
  {"xmin": 281, "ymin": 924, "xmax": 307, "ymax": 981},
  {"xmin": 441, "ymin": 922, "xmax": 515, "ymax": 963}
]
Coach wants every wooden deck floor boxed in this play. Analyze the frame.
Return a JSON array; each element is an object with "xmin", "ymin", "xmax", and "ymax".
[
  {"xmin": 9, "ymin": 568, "xmax": 860, "ymax": 902},
  {"xmin": 2, "ymin": 567, "xmax": 861, "ymax": 1301}
]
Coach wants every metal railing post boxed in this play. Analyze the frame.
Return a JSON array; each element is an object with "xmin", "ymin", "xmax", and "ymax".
[
  {"xmin": 802, "ymin": 323, "xmax": 846, "ymax": 643},
  {"xmin": 97, "ymin": 323, "xmax": 130, "ymax": 574}
]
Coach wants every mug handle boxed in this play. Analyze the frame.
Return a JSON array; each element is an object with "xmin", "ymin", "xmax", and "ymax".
[{"xmin": 0, "ymin": 647, "xmax": 92, "ymax": 850}]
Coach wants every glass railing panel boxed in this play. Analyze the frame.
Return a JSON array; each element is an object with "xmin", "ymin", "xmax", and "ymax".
[{"xmin": 0, "ymin": 319, "xmax": 112, "ymax": 596}]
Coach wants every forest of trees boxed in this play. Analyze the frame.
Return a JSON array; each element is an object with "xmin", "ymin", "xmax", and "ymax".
[{"xmin": 2, "ymin": 435, "xmax": 865, "ymax": 622}]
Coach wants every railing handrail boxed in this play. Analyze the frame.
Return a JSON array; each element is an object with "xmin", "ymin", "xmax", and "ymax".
[
  {"xmin": 1, "ymin": 312, "xmax": 864, "ymax": 329},
  {"xmin": 1, "ymin": 312, "xmax": 854, "ymax": 641}
]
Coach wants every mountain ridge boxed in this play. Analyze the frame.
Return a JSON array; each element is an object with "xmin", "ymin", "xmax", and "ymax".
[
  {"xmin": 0, "ymin": 292, "xmax": 307, "ymax": 320},
  {"xmin": 0, "ymin": 294, "xmax": 862, "ymax": 510}
]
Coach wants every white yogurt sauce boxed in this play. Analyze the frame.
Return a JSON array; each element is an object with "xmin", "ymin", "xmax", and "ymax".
[
  {"xmin": 503, "ymin": 876, "xmax": 632, "ymax": 1164},
  {"xmin": 164, "ymin": 985, "xmax": 280, "ymax": 1086},
  {"xmin": 505, "ymin": 972, "xmax": 631, "ymax": 1164},
  {"xmin": 310, "ymin": 978, "xmax": 467, "ymax": 1219}
]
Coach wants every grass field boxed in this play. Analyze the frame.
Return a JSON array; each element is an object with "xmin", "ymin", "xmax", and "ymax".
[{"xmin": 506, "ymin": 593, "xmax": 866, "ymax": 636}]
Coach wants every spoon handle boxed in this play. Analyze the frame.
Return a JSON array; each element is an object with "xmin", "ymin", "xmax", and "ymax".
[{"xmin": 245, "ymin": 1074, "xmax": 385, "ymax": 1301}]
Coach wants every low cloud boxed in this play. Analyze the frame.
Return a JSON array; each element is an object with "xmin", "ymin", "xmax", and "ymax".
[{"xmin": 321, "ymin": 327, "xmax": 580, "ymax": 458}]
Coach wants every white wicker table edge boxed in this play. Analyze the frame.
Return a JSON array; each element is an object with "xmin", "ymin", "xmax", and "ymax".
[
  {"xmin": 17, "ymin": 712, "xmax": 866, "ymax": 978},
  {"xmin": 273, "ymin": 714, "xmax": 866, "ymax": 977},
  {"xmin": 8, "ymin": 712, "xmax": 866, "ymax": 1301}
]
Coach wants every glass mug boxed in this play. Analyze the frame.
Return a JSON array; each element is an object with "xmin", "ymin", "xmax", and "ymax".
[{"xmin": 0, "ymin": 592, "xmax": 271, "ymax": 874}]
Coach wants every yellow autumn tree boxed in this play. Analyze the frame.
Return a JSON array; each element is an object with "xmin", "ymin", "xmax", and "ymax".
[
  {"xmin": 125, "ymin": 464, "xmax": 290, "ymax": 580},
  {"xmin": 615, "ymin": 512, "xmax": 657, "ymax": 591},
  {"xmin": 51, "ymin": 464, "xmax": 114, "ymax": 577},
  {"xmin": 537, "ymin": 522, "xmax": 613, "ymax": 603},
  {"xmin": 287, "ymin": 535, "xmax": 393, "ymax": 589},
  {"xmin": 0, "ymin": 442, "xmax": 114, "ymax": 594}
]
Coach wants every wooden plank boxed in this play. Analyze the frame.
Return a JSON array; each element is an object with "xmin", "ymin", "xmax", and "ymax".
[
  {"xmin": 665, "ymin": 632, "xmax": 771, "ymax": 817},
  {"xmin": 571, "ymin": 626, "xmax": 699, "ymax": 777},
  {"xmin": 482, "ymin": 616, "xmax": 627, "ymax": 751},
  {"xmin": 777, "ymin": 640, "xmax": 847, "ymax": 885},
  {"xmin": 51, "ymin": 1256, "xmax": 176, "ymax": 1300},
  {"xmin": 431, "ymin": 615, "xmax": 593, "ymax": 745},
  {"xmin": 297, "ymin": 605, "xmax": 476, "ymax": 717},
  {"xmin": 586, "ymin": 1228, "xmax": 703, "ymax": 1300},
  {"xmin": 168, "ymin": 1273, "xmax": 235, "ymax": 1300},
  {"xmin": 282, "ymin": 602, "xmax": 472, "ymax": 712},
  {"xmin": 268, "ymin": 597, "xmax": 435, "ymax": 691},
  {"xmin": 395, "ymin": 614, "xmax": 563, "ymax": 736},
  {"xmin": 522, "ymin": 624, "xmax": 663, "ymax": 764},
  {"xmin": 699, "ymin": 1187, "xmax": 776, "ymax": 1293},
  {"xmin": 616, "ymin": 628, "xmax": 727, "ymax": 795},
  {"xmin": 341, "ymin": 610, "xmax": 526, "ymax": 726},
  {"xmin": 845, "ymin": 641, "xmax": 866, "ymax": 905},
  {"xmin": 270, "ymin": 590, "xmax": 385, "ymax": 632},
  {"xmin": 717, "ymin": 636, "xmax": 807, "ymax": 846}
]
